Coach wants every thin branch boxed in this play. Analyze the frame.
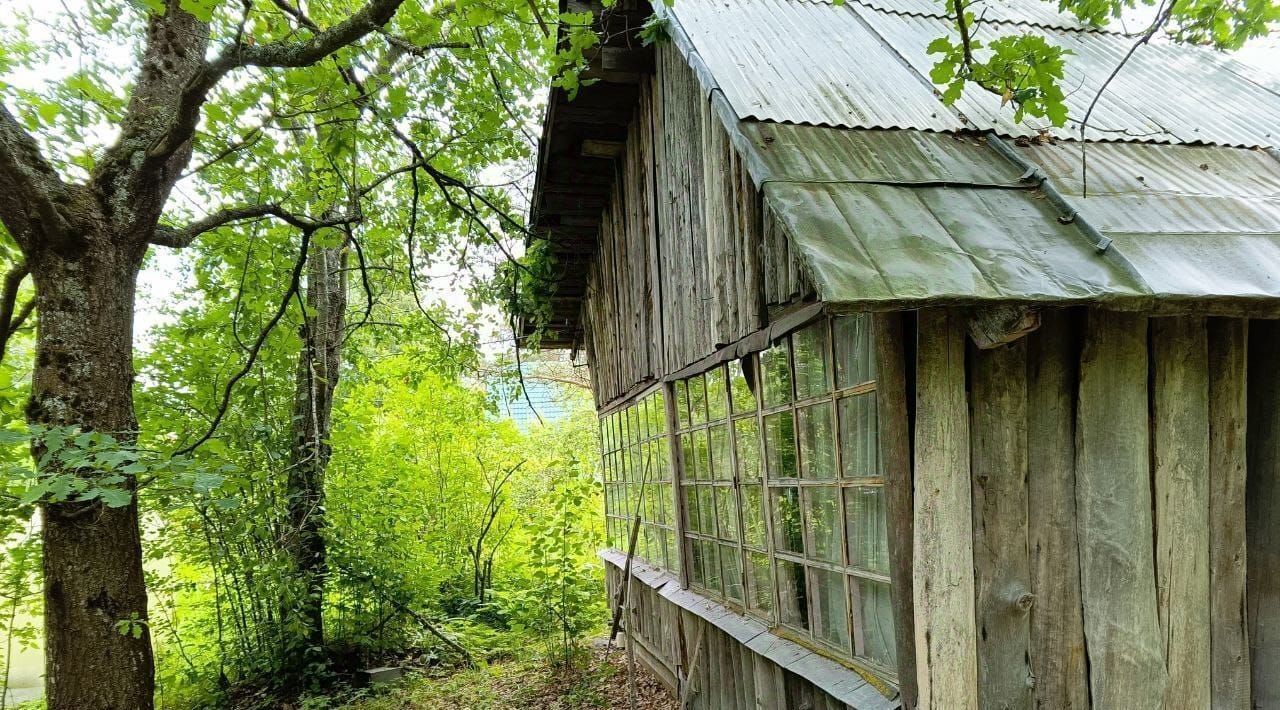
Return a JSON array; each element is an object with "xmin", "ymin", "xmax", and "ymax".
[
  {"xmin": 0, "ymin": 260, "xmax": 31, "ymax": 365},
  {"xmin": 151, "ymin": 204, "xmax": 359, "ymax": 248}
]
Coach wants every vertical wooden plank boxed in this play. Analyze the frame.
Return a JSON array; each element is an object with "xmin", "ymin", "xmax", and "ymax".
[
  {"xmin": 1025, "ymin": 309, "xmax": 1089, "ymax": 710},
  {"xmin": 970, "ymin": 339, "xmax": 1033, "ymax": 709},
  {"xmin": 1247, "ymin": 318, "xmax": 1280, "ymax": 708},
  {"xmin": 1152, "ymin": 317, "xmax": 1211, "ymax": 710},
  {"xmin": 1075, "ymin": 309, "xmax": 1165, "ymax": 710},
  {"xmin": 872, "ymin": 311, "xmax": 918, "ymax": 710},
  {"xmin": 752, "ymin": 651, "xmax": 784, "ymax": 710},
  {"xmin": 912, "ymin": 308, "xmax": 978, "ymax": 710},
  {"xmin": 1207, "ymin": 318, "xmax": 1250, "ymax": 710}
]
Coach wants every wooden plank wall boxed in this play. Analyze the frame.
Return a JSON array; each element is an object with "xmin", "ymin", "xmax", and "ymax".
[
  {"xmin": 581, "ymin": 43, "xmax": 815, "ymax": 405},
  {"xmin": 909, "ymin": 307, "xmax": 1272, "ymax": 710}
]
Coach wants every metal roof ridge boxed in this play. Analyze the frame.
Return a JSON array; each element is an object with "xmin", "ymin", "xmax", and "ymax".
[{"xmin": 839, "ymin": 0, "xmax": 1124, "ymax": 35}]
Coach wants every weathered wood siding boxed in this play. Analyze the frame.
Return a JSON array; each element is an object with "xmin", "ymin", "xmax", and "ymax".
[
  {"xmin": 580, "ymin": 43, "xmax": 814, "ymax": 406},
  {"xmin": 903, "ymin": 307, "xmax": 1277, "ymax": 710}
]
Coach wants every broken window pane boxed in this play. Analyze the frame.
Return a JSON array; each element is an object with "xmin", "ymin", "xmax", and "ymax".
[
  {"xmin": 777, "ymin": 558, "xmax": 809, "ymax": 631},
  {"xmin": 730, "ymin": 358, "xmax": 758, "ymax": 414},
  {"xmin": 854, "ymin": 578, "xmax": 896, "ymax": 668},
  {"xmin": 715, "ymin": 485, "xmax": 739, "ymax": 542},
  {"xmin": 846, "ymin": 485, "xmax": 889, "ymax": 575}
]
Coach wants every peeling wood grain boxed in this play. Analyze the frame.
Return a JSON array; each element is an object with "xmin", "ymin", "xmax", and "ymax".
[
  {"xmin": 1075, "ymin": 310, "xmax": 1166, "ymax": 710},
  {"xmin": 1151, "ymin": 317, "xmax": 1211, "ymax": 710},
  {"xmin": 912, "ymin": 308, "xmax": 979, "ymax": 710},
  {"xmin": 1207, "ymin": 318, "xmax": 1250, "ymax": 710}
]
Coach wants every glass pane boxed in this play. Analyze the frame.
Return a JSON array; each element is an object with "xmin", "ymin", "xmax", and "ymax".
[
  {"xmin": 702, "ymin": 539, "xmax": 722, "ymax": 595},
  {"xmin": 707, "ymin": 366, "xmax": 728, "ymax": 422},
  {"xmin": 748, "ymin": 551, "xmax": 774, "ymax": 615},
  {"xmin": 773, "ymin": 486, "xmax": 804, "ymax": 554},
  {"xmin": 741, "ymin": 484, "xmax": 766, "ymax": 548},
  {"xmin": 804, "ymin": 487, "xmax": 843, "ymax": 563},
  {"xmin": 730, "ymin": 358, "xmax": 758, "ymax": 414},
  {"xmin": 681, "ymin": 434, "xmax": 697, "ymax": 481},
  {"xmin": 846, "ymin": 486, "xmax": 889, "ymax": 575},
  {"xmin": 793, "ymin": 322, "xmax": 831, "ymax": 400},
  {"xmin": 664, "ymin": 529, "xmax": 677, "ymax": 573},
  {"xmin": 764, "ymin": 411, "xmax": 798, "ymax": 479},
  {"xmin": 709, "ymin": 424, "xmax": 732, "ymax": 481},
  {"xmin": 797, "ymin": 402, "xmax": 836, "ymax": 480},
  {"xmin": 811, "ymin": 567, "xmax": 851, "ymax": 653},
  {"xmin": 698, "ymin": 486, "xmax": 716, "ymax": 536},
  {"xmin": 721, "ymin": 544, "xmax": 744, "ymax": 603},
  {"xmin": 689, "ymin": 374, "xmax": 708, "ymax": 425},
  {"xmin": 833, "ymin": 314, "xmax": 875, "ymax": 389},
  {"xmin": 777, "ymin": 559, "xmax": 809, "ymax": 631},
  {"xmin": 715, "ymin": 486, "xmax": 739, "ymax": 542},
  {"xmin": 692, "ymin": 429, "xmax": 710, "ymax": 481},
  {"xmin": 657, "ymin": 482, "xmax": 670, "ymax": 526},
  {"xmin": 684, "ymin": 485, "xmax": 700, "ymax": 533},
  {"xmin": 735, "ymin": 417, "xmax": 762, "ymax": 482},
  {"xmin": 676, "ymin": 380, "xmax": 690, "ymax": 430},
  {"xmin": 839, "ymin": 392, "xmax": 879, "ymax": 479},
  {"xmin": 688, "ymin": 538, "xmax": 704, "ymax": 588},
  {"xmin": 762, "ymin": 341, "xmax": 793, "ymax": 407},
  {"xmin": 854, "ymin": 578, "xmax": 896, "ymax": 668},
  {"xmin": 651, "ymin": 390, "xmax": 666, "ymax": 435}
]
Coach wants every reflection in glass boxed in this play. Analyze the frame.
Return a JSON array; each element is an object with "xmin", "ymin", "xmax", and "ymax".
[
  {"xmin": 689, "ymin": 374, "xmax": 708, "ymax": 425},
  {"xmin": 715, "ymin": 486, "xmax": 739, "ymax": 541},
  {"xmin": 777, "ymin": 559, "xmax": 809, "ymax": 631},
  {"xmin": 692, "ymin": 430, "xmax": 710, "ymax": 481},
  {"xmin": 762, "ymin": 341, "xmax": 793, "ymax": 407},
  {"xmin": 811, "ymin": 567, "xmax": 851, "ymax": 652},
  {"xmin": 797, "ymin": 402, "xmax": 836, "ymax": 479},
  {"xmin": 793, "ymin": 322, "xmax": 830, "ymax": 400},
  {"xmin": 834, "ymin": 314, "xmax": 875, "ymax": 388},
  {"xmin": 735, "ymin": 417, "xmax": 761, "ymax": 482},
  {"xmin": 805, "ymin": 487, "xmax": 842, "ymax": 563},
  {"xmin": 773, "ymin": 487, "xmax": 804, "ymax": 554},
  {"xmin": 748, "ymin": 551, "xmax": 774, "ymax": 615},
  {"xmin": 764, "ymin": 411, "xmax": 797, "ymax": 479},
  {"xmin": 839, "ymin": 393, "xmax": 879, "ymax": 478},
  {"xmin": 741, "ymin": 484, "xmax": 766, "ymax": 548},
  {"xmin": 730, "ymin": 358, "xmax": 758, "ymax": 414},
  {"xmin": 676, "ymin": 379, "xmax": 690, "ymax": 429},
  {"xmin": 721, "ymin": 543, "xmax": 744, "ymax": 602},
  {"xmin": 854, "ymin": 578, "xmax": 897, "ymax": 668},
  {"xmin": 847, "ymin": 486, "xmax": 889, "ymax": 574},
  {"xmin": 706, "ymin": 366, "xmax": 728, "ymax": 421},
  {"xmin": 709, "ymin": 424, "xmax": 731, "ymax": 480}
]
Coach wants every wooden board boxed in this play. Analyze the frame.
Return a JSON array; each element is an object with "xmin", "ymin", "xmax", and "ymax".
[
  {"xmin": 1075, "ymin": 310, "xmax": 1166, "ymax": 710},
  {"xmin": 912, "ymin": 308, "xmax": 978, "ymax": 710},
  {"xmin": 1246, "ymin": 318, "xmax": 1280, "ymax": 709},
  {"xmin": 1151, "ymin": 317, "xmax": 1211, "ymax": 710},
  {"xmin": 1024, "ymin": 309, "xmax": 1089, "ymax": 710},
  {"xmin": 1207, "ymin": 318, "xmax": 1250, "ymax": 710},
  {"xmin": 969, "ymin": 339, "xmax": 1033, "ymax": 709},
  {"xmin": 873, "ymin": 311, "xmax": 918, "ymax": 710}
]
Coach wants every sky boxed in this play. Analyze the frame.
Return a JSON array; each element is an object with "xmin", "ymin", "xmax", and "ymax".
[{"xmin": 3, "ymin": 0, "xmax": 1279, "ymax": 349}]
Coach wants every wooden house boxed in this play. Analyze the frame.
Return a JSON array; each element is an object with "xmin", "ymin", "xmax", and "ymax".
[{"xmin": 523, "ymin": 0, "xmax": 1280, "ymax": 707}]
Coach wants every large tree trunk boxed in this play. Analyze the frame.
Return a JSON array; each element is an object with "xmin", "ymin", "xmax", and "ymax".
[
  {"xmin": 28, "ymin": 236, "xmax": 152, "ymax": 710},
  {"xmin": 283, "ymin": 239, "xmax": 347, "ymax": 675}
]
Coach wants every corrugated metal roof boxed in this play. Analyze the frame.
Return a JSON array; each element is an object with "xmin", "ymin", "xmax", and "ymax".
[
  {"xmin": 661, "ymin": 0, "xmax": 1280, "ymax": 148},
  {"xmin": 733, "ymin": 121, "xmax": 1280, "ymax": 305},
  {"xmin": 846, "ymin": 0, "xmax": 1106, "ymax": 33},
  {"xmin": 657, "ymin": 0, "xmax": 964, "ymax": 130}
]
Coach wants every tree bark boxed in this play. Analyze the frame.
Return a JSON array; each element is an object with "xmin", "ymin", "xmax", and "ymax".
[
  {"xmin": 28, "ymin": 234, "xmax": 153, "ymax": 710},
  {"xmin": 284, "ymin": 239, "xmax": 347, "ymax": 674}
]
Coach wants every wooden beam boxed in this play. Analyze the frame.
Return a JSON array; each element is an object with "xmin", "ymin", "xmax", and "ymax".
[
  {"xmin": 970, "ymin": 338, "xmax": 1033, "ymax": 709},
  {"xmin": 1025, "ymin": 309, "xmax": 1089, "ymax": 710},
  {"xmin": 1207, "ymin": 317, "xmax": 1250, "ymax": 710},
  {"xmin": 1151, "ymin": 316, "xmax": 1211, "ymax": 710},
  {"xmin": 968, "ymin": 305, "xmax": 1040, "ymax": 349},
  {"xmin": 872, "ymin": 311, "xmax": 917, "ymax": 710},
  {"xmin": 1247, "ymin": 318, "xmax": 1280, "ymax": 708},
  {"xmin": 912, "ymin": 308, "xmax": 978, "ymax": 710},
  {"xmin": 1076, "ymin": 309, "xmax": 1166, "ymax": 709}
]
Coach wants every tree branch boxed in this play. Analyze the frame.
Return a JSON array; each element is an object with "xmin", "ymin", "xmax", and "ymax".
[
  {"xmin": 151, "ymin": 204, "xmax": 360, "ymax": 248},
  {"xmin": 0, "ymin": 103, "xmax": 71, "ymax": 251},
  {"xmin": 0, "ymin": 259, "xmax": 31, "ymax": 364}
]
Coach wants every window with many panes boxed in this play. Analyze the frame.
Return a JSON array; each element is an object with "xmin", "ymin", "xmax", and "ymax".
[
  {"xmin": 601, "ymin": 314, "xmax": 893, "ymax": 677},
  {"xmin": 602, "ymin": 388, "xmax": 677, "ymax": 574}
]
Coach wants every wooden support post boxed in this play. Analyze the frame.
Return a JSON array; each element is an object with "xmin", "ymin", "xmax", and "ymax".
[
  {"xmin": 1247, "ymin": 318, "xmax": 1280, "ymax": 708},
  {"xmin": 872, "ymin": 311, "xmax": 918, "ymax": 710},
  {"xmin": 912, "ymin": 308, "xmax": 978, "ymax": 710},
  {"xmin": 1207, "ymin": 318, "xmax": 1250, "ymax": 710},
  {"xmin": 1152, "ymin": 317, "xmax": 1212, "ymax": 709},
  {"xmin": 1076, "ymin": 310, "xmax": 1166, "ymax": 709},
  {"xmin": 970, "ymin": 338, "xmax": 1033, "ymax": 710},
  {"xmin": 1025, "ymin": 309, "xmax": 1088, "ymax": 710}
]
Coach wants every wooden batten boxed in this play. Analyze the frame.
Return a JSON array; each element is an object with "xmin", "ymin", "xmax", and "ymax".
[
  {"xmin": 1024, "ymin": 309, "xmax": 1088, "ymax": 710},
  {"xmin": 1207, "ymin": 318, "xmax": 1250, "ymax": 710},
  {"xmin": 1151, "ymin": 317, "xmax": 1211, "ymax": 709},
  {"xmin": 969, "ymin": 338, "xmax": 1033, "ymax": 709},
  {"xmin": 1246, "ymin": 319, "xmax": 1280, "ymax": 709},
  {"xmin": 873, "ymin": 312, "xmax": 918, "ymax": 710},
  {"xmin": 912, "ymin": 308, "xmax": 979, "ymax": 710},
  {"xmin": 1075, "ymin": 310, "xmax": 1166, "ymax": 709}
]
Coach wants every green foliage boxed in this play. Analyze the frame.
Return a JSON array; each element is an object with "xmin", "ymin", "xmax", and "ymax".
[{"xmin": 928, "ymin": 32, "xmax": 1071, "ymax": 125}]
